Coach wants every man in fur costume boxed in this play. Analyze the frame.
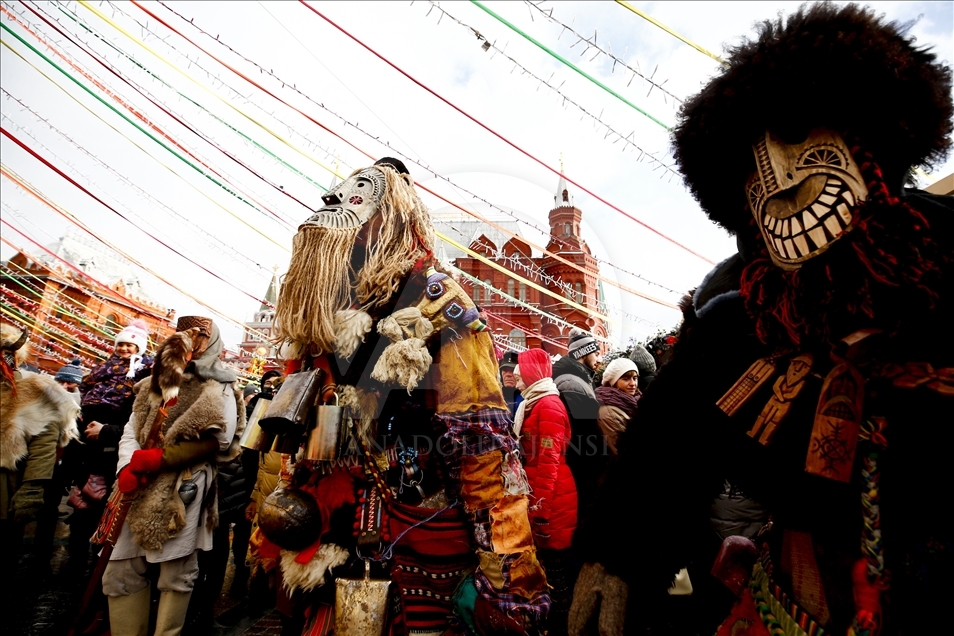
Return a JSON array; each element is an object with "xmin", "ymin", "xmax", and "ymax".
[
  {"xmin": 101, "ymin": 316, "xmax": 245, "ymax": 636},
  {"xmin": 269, "ymin": 158, "xmax": 549, "ymax": 634},
  {"xmin": 570, "ymin": 4, "xmax": 952, "ymax": 635},
  {"xmin": 1, "ymin": 323, "xmax": 80, "ymax": 572}
]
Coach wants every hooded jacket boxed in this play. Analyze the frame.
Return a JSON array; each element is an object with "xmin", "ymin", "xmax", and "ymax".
[
  {"xmin": 551, "ymin": 355, "xmax": 603, "ymax": 513},
  {"xmin": 519, "ymin": 350, "xmax": 577, "ymax": 550}
]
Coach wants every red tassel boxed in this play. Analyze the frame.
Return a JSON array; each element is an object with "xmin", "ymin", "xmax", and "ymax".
[{"xmin": 852, "ymin": 559, "xmax": 883, "ymax": 634}]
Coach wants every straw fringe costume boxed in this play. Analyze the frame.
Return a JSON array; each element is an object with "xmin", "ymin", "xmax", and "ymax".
[
  {"xmin": 268, "ymin": 159, "xmax": 548, "ymax": 635},
  {"xmin": 571, "ymin": 5, "xmax": 953, "ymax": 635}
]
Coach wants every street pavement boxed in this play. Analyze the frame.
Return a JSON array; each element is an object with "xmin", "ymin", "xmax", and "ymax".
[{"xmin": 11, "ymin": 497, "xmax": 283, "ymax": 636}]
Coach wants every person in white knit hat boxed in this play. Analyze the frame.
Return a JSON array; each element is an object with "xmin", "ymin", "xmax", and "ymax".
[
  {"xmin": 114, "ymin": 319, "xmax": 150, "ymax": 379},
  {"xmin": 68, "ymin": 319, "xmax": 155, "ymax": 574},
  {"xmin": 595, "ymin": 358, "xmax": 641, "ymax": 456}
]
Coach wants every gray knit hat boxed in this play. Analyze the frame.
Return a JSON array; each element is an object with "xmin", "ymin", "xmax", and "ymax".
[
  {"xmin": 567, "ymin": 327, "xmax": 599, "ymax": 360},
  {"xmin": 55, "ymin": 358, "xmax": 85, "ymax": 384},
  {"xmin": 629, "ymin": 345, "xmax": 657, "ymax": 376}
]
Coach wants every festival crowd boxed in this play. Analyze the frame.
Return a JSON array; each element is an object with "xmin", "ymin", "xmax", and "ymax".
[{"xmin": 1, "ymin": 4, "xmax": 951, "ymax": 635}]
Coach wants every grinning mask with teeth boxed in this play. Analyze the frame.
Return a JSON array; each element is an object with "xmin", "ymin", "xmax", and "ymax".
[
  {"xmin": 307, "ymin": 167, "xmax": 388, "ymax": 229},
  {"xmin": 746, "ymin": 129, "xmax": 868, "ymax": 270}
]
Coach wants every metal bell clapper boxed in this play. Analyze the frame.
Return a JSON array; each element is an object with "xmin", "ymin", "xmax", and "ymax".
[{"xmin": 305, "ymin": 394, "xmax": 344, "ymax": 461}]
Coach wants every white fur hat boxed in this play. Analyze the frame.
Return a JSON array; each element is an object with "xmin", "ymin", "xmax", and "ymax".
[
  {"xmin": 602, "ymin": 357, "xmax": 639, "ymax": 388},
  {"xmin": 115, "ymin": 319, "xmax": 150, "ymax": 353}
]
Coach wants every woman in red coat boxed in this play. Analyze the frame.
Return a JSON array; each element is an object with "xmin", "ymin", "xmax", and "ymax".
[{"xmin": 514, "ymin": 349, "xmax": 578, "ymax": 635}]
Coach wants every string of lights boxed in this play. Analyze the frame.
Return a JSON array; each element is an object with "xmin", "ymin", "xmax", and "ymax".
[
  {"xmin": 421, "ymin": 1, "xmax": 679, "ymax": 177},
  {"xmin": 149, "ymin": 0, "xmax": 685, "ymax": 300},
  {"xmin": 467, "ymin": 0, "xmax": 670, "ymax": 131},
  {"xmin": 4, "ymin": 14, "xmax": 621, "ymax": 339},
  {"xmin": 522, "ymin": 1, "xmax": 683, "ymax": 104},
  {"xmin": 299, "ymin": 1, "xmax": 715, "ymax": 264},
  {"xmin": 0, "ymin": 95, "xmax": 274, "ymax": 280},
  {"xmin": 36, "ymin": 0, "xmax": 340, "ymax": 201}
]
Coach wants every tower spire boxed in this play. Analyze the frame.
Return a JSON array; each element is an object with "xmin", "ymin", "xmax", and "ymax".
[
  {"xmin": 554, "ymin": 154, "xmax": 573, "ymax": 208},
  {"xmin": 262, "ymin": 266, "xmax": 279, "ymax": 310}
]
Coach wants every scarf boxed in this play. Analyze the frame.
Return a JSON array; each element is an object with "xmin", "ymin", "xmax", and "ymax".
[
  {"xmin": 512, "ymin": 377, "xmax": 560, "ymax": 437},
  {"xmin": 189, "ymin": 323, "xmax": 237, "ymax": 383},
  {"xmin": 127, "ymin": 351, "xmax": 145, "ymax": 379},
  {"xmin": 595, "ymin": 386, "xmax": 640, "ymax": 419}
]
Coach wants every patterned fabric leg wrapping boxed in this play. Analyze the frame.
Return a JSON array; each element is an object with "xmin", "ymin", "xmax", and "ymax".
[
  {"xmin": 387, "ymin": 499, "xmax": 473, "ymax": 635},
  {"xmin": 435, "ymin": 409, "xmax": 550, "ymax": 628}
]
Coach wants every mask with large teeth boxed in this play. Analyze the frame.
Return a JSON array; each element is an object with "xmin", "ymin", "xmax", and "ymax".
[{"xmin": 745, "ymin": 129, "xmax": 868, "ymax": 270}]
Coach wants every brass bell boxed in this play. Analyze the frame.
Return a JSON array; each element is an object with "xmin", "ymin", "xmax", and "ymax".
[
  {"xmin": 305, "ymin": 394, "xmax": 344, "ymax": 461},
  {"xmin": 239, "ymin": 398, "xmax": 275, "ymax": 451}
]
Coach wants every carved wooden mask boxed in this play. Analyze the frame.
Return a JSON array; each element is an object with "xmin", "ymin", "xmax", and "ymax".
[{"xmin": 745, "ymin": 129, "xmax": 868, "ymax": 270}]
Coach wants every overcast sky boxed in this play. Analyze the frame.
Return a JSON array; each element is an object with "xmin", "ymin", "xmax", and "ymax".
[{"xmin": 2, "ymin": 0, "xmax": 951, "ymax": 351}]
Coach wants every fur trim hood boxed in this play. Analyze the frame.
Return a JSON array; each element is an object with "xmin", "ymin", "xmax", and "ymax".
[{"xmin": 673, "ymin": 2, "xmax": 953, "ymax": 234}]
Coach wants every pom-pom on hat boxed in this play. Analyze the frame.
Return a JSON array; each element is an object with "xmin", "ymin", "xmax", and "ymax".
[
  {"xmin": 115, "ymin": 319, "xmax": 150, "ymax": 353},
  {"xmin": 602, "ymin": 358, "xmax": 639, "ymax": 388},
  {"xmin": 567, "ymin": 327, "xmax": 599, "ymax": 361},
  {"xmin": 55, "ymin": 359, "xmax": 85, "ymax": 384}
]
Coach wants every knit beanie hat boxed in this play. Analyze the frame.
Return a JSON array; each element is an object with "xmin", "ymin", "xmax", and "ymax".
[
  {"xmin": 115, "ymin": 319, "xmax": 150, "ymax": 353},
  {"xmin": 243, "ymin": 384, "xmax": 261, "ymax": 398},
  {"xmin": 517, "ymin": 349, "xmax": 552, "ymax": 386},
  {"xmin": 629, "ymin": 345, "xmax": 657, "ymax": 377},
  {"xmin": 115, "ymin": 319, "xmax": 149, "ymax": 378},
  {"xmin": 567, "ymin": 327, "xmax": 599, "ymax": 361},
  {"xmin": 261, "ymin": 370, "xmax": 282, "ymax": 384},
  {"xmin": 602, "ymin": 358, "xmax": 639, "ymax": 388},
  {"xmin": 55, "ymin": 358, "xmax": 85, "ymax": 384},
  {"xmin": 499, "ymin": 350, "xmax": 518, "ymax": 371}
]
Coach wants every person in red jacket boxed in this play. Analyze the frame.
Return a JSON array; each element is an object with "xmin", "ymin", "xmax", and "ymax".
[{"xmin": 514, "ymin": 348, "xmax": 578, "ymax": 636}]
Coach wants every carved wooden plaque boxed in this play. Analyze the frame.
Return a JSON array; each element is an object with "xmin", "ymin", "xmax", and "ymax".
[
  {"xmin": 805, "ymin": 362, "xmax": 864, "ymax": 482},
  {"xmin": 717, "ymin": 358, "xmax": 777, "ymax": 417}
]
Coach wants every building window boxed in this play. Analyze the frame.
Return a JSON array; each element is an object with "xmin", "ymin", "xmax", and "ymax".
[
  {"xmin": 518, "ymin": 282, "xmax": 527, "ymax": 303},
  {"xmin": 105, "ymin": 313, "xmax": 120, "ymax": 335},
  {"xmin": 564, "ymin": 223, "xmax": 570, "ymax": 235},
  {"xmin": 507, "ymin": 279, "xmax": 515, "ymax": 301},
  {"xmin": 575, "ymin": 282, "xmax": 583, "ymax": 303},
  {"xmin": 484, "ymin": 279, "xmax": 493, "ymax": 302},
  {"xmin": 509, "ymin": 328, "xmax": 526, "ymax": 348},
  {"xmin": 473, "ymin": 284, "xmax": 481, "ymax": 304}
]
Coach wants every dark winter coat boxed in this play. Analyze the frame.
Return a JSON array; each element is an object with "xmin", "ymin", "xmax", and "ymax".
[
  {"xmin": 216, "ymin": 448, "xmax": 258, "ymax": 522},
  {"xmin": 579, "ymin": 190, "xmax": 954, "ymax": 634},
  {"xmin": 76, "ymin": 354, "xmax": 154, "ymax": 484},
  {"xmin": 521, "ymin": 393, "xmax": 577, "ymax": 551},
  {"xmin": 551, "ymin": 356, "xmax": 602, "ymax": 511}
]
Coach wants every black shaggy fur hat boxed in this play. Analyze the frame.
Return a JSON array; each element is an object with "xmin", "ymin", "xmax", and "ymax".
[{"xmin": 673, "ymin": 2, "xmax": 952, "ymax": 236}]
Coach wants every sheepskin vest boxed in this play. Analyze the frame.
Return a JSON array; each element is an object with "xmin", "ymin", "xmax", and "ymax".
[
  {"xmin": 126, "ymin": 373, "xmax": 244, "ymax": 551},
  {"xmin": 1, "ymin": 371, "xmax": 80, "ymax": 471}
]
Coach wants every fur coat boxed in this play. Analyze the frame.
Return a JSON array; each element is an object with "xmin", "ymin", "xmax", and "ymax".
[
  {"xmin": 122, "ymin": 374, "xmax": 244, "ymax": 552},
  {"xmin": 1, "ymin": 370, "xmax": 80, "ymax": 471}
]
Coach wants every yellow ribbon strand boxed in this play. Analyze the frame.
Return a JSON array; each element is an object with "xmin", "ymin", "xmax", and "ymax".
[
  {"xmin": 614, "ymin": 1, "xmax": 727, "ymax": 66},
  {"xmin": 77, "ymin": 0, "xmax": 347, "ymax": 181},
  {"xmin": 437, "ymin": 232, "xmax": 619, "ymax": 327}
]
